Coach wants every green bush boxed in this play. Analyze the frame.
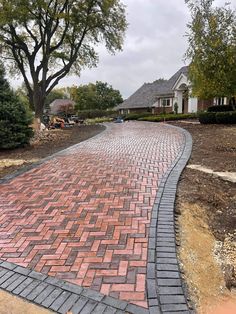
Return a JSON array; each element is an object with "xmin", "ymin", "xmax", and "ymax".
[
  {"xmin": 215, "ymin": 111, "xmax": 236, "ymax": 124},
  {"xmin": 0, "ymin": 101, "xmax": 33, "ymax": 149},
  {"xmin": 0, "ymin": 65, "xmax": 33, "ymax": 149},
  {"xmin": 138, "ymin": 113, "xmax": 197, "ymax": 122},
  {"xmin": 77, "ymin": 110, "xmax": 116, "ymax": 120},
  {"xmin": 85, "ymin": 117, "xmax": 113, "ymax": 124},
  {"xmin": 198, "ymin": 112, "xmax": 216, "ymax": 124},
  {"xmin": 199, "ymin": 111, "xmax": 236, "ymax": 124},
  {"xmin": 174, "ymin": 102, "xmax": 178, "ymax": 114},
  {"xmin": 207, "ymin": 105, "xmax": 234, "ymax": 112},
  {"xmin": 123, "ymin": 112, "xmax": 153, "ymax": 120}
]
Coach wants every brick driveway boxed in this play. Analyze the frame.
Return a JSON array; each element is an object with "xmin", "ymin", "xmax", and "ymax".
[{"xmin": 0, "ymin": 122, "xmax": 184, "ymax": 308}]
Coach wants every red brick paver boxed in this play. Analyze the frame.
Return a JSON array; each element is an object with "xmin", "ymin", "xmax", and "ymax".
[{"xmin": 0, "ymin": 122, "xmax": 184, "ymax": 307}]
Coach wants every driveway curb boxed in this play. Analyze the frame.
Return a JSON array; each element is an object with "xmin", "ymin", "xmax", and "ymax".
[
  {"xmin": 0, "ymin": 259, "xmax": 149, "ymax": 314},
  {"xmin": 147, "ymin": 124, "xmax": 194, "ymax": 313}
]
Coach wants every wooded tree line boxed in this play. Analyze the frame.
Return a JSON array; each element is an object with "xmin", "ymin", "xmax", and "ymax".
[
  {"xmin": 186, "ymin": 0, "xmax": 236, "ymax": 106},
  {"xmin": 16, "ymin": 81, "xmax": 123, "ymax": 111},
  {"xmin": 71, "ymin": 81, "xmax": 123, "ymax": 110}
]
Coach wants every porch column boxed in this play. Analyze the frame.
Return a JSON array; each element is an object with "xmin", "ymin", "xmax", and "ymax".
[
  {"xmin": 188, "ymin": 97, "xmax": 198, "ymax": 113},
  {"xmin": 174, "ymin": 90, "xmax": 183, "ymax": 113}
]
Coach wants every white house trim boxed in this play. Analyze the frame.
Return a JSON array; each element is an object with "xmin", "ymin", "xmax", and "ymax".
[
  {"xmin": 172, "ymin": 73, "xmax": 199, "ymax": 113},
  {"xmin": 188, "ymin": 97, "xmax": 198, "ymax": 112},
  {"xmin": 172, "ymin": 73, "xmax": 189, "ymax": 91}
]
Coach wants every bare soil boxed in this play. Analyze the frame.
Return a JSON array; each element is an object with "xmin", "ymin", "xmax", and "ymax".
[
  {"xmin": 0, "ymin": 124, "xmax": 105, "ymax": 179},
  {"xmin": 169, "ymin": 122, "xmax": 236, "ymax": 313},
  {"xmin": 0, "ymin": 290, "xmax": 52, "ymax": 314}
]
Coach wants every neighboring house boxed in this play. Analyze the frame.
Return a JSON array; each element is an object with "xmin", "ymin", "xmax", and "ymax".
[
  {"xmin": 49, "ymin": 99, "xmax": 75, "ymax": 115},
  {"xmin": 116, "ymin": 66, "xmax": 227, "ymax": 114}
]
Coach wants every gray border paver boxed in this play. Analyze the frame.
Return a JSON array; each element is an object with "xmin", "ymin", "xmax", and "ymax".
[{"xmin": 146, "ymin": 124, "xmax": 194, "ymax": 313}]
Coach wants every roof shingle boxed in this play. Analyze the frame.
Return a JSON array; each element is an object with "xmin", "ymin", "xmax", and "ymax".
[{"xmin": 117, "ymin": 66, "xmax": 188, "ymax": 110}]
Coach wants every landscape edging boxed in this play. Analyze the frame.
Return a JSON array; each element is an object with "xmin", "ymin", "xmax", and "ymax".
[
  {"xmin": 147, "ymin": 123, "xmax": 194, "ymax": 313},
  {"xmin": 0, "ymin": 259, "xmax": 149, "ymax": 314}
]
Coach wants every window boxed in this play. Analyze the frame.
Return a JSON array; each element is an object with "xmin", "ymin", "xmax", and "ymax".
[
  {"xmin": 161, "ymin": 98, "xmax": 171, "ymax": 107},
  {"xmin": 216, "ymin": 97, "xmax": 225, "ymax": 106}
]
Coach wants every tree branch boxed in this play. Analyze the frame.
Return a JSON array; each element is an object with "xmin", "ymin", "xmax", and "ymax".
[
  {"xmin": 10, "ymin": 45, "xmax": 33, "ymax": 99},
  {"xmin": 46, "ymin": 0, "xmax": 97, "ymax": 91}
]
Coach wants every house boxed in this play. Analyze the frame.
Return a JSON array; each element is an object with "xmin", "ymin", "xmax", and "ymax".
[
  {"xmin": 116, "ymin": 66, "xmax": 227, "ymax": 114},
  {"xmin": 49, "ymin": 99, "xmax": 75, "ymax": 115}
]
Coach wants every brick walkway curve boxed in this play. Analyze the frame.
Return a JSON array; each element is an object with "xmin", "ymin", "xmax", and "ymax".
[{"xmin": 0, "ymin": 122, "xmax": 188, "ymax": 311}]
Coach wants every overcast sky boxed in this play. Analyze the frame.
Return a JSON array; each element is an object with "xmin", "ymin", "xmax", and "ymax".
[
  {"xmin": 63, "ymin": 0, "xmax": 191, "ymax": 98},
  {"xmin": 10, "ymin": 0, "xmax": 236, "ymax": 99}
]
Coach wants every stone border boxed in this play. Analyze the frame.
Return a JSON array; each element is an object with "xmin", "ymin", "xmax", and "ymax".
[
  {"xmin": 0, "ymin": 260, "xmax": 149, "ymax": 314},
  {"xmin": 147, "ymin": 124, "xmax": 194, "ymax": 313}
]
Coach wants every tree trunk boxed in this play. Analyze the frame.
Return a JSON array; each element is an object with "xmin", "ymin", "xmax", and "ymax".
[
  {"xmin": 33, "ymin": 86, "xmax": 45, "ymax": 120},
  {"xmin": 231, "ymin": 97, "xmax": 236, "ymax": 111}
]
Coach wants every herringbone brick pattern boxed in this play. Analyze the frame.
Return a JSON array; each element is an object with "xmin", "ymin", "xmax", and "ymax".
[{"xmin": 0, "ymin": 122, "xmax": 184, "ymax": 308}]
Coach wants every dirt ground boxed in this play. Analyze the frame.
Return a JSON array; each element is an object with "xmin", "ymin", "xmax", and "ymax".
[
  {"xmin": 0, "ymin": 124, "xmax": 105, "ymax": 179},
  {"xmin": 0, "ymin": 290, "xmax": 52, "ymax": 314},
  {"xmin": 170, "ymin": 122, "xmax": 236, "ymax": 313}
]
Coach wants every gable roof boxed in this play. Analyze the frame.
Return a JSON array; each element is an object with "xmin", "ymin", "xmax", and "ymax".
[
  {"xmin": 116, "ymin": 81, "xmax": 166, "ymax": 110},
  {"xmin": 117, "ymin": 66, "xmax": 188, "ymax": 110}
]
